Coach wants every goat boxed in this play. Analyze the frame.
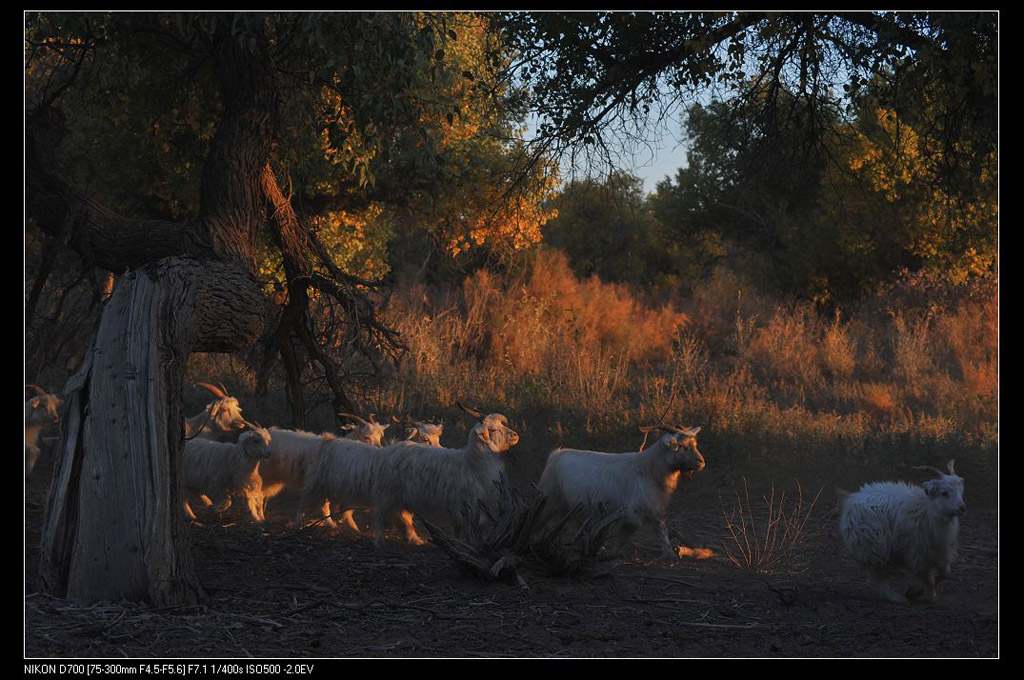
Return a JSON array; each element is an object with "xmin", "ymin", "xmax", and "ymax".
[
  {"xmin": 181, "ymin": 426, "xmax": 272, "ymax": 523},
  {"xmin": 338, "ymin": 412, "xmax": 389, "ymax": 446},
  {"xmin": 391, "ymin": 415, "xmax": 444, "ymax": 447},
  {"xmin": 299, "ymin": 434, "xmax": 429, "ymax": 544},
  {"xmin": 25, "ymin": 385, "xmax": 62, "ymax": 478},
  {"xmin": 370, "ymin": 403, "xmax": 519, "ymax": 546},
  {"xmin": 838, "ymin": 460, "xmax": 966, "ymax": 603},
  {"xmin": 535, "ymin": 425, "xmax": 705, "ymax": 560},
  {"xmin": 183, "ymin": 382, "xmax": 248, "ymax": 440},
  {"xmin": 261, "ymin": 413, "xmax": 388, "ymax": 528}
]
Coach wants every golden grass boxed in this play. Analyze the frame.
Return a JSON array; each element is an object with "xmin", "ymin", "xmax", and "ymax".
[{"xmin": 186, "ymin": 256, "xmax": 996, "ymax": 483}]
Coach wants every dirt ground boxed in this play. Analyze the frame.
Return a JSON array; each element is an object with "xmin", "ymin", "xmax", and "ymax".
[{"xmin": 23, "ymin": 445, "xmax": 999, "ymax": 661}]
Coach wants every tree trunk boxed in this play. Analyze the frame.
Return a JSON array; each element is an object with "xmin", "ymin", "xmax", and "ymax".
[
  {"xmin": 30, "ymin": 17, "xmax": 276, "ymax": 605},
  {"xmin": 39, "ymin": 258, "xmax": 266, "ymax": 605}
]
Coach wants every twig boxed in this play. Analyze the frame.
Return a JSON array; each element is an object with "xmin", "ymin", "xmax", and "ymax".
[
  {"xmin": 221, "ymin": 613, "xmax": 284, "ymax": 630},
  {"xmin": 626, "ymin": 597, "xmax": 706, "ymax": 605},
  {"xmin": 633, "ymin": 574, "xmax": 707, "ymax": 590},
  {"xmin": 674, "ymin": 621, "xmax": 760, "ymax": 629}
]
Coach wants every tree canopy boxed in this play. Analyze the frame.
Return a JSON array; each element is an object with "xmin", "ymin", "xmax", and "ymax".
[
  {"xmin": 25, "ymin": 11, "xmax": 558, "ymax": 418},
  {"xmin": 499, "ymin": 11, "xmax": 997, "ymax": 300}
]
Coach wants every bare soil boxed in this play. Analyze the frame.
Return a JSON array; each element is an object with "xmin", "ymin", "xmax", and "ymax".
[{"xmin": 23, "ymin": 446, "xmax": 999, "ymax": 660}]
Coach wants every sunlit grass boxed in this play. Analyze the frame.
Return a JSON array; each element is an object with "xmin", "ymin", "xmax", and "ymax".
[{"xmin": 187, "ymin": 254, "xmax": 997, "ymax": 482}]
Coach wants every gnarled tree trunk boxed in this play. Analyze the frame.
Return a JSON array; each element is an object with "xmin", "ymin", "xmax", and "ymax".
[
  {"xmin": 29, "ymin": 18, "xmax": 277, "ymax": 605},
  {"xmin": 39, "ymin": 259, "xmax": 265, "ymax": 604}
]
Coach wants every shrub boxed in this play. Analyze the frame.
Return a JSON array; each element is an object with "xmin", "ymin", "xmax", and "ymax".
[{"xmin": 719, "ymin": 479, "xmax": 823, "ymax": 573}]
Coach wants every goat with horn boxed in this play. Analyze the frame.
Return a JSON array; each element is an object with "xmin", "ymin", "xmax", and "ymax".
[{"xmin": 839, "ymin": 459, "xmax": 966, "ymax": 603}]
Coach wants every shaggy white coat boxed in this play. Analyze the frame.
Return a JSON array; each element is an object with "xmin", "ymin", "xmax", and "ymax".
[
  {"xmin": 182, "ymin": 427, "xmax": 272, "ymax": 523},
  {"xmin": 372, "ymin": 413, "xmax": 519, "ymax": 546},
  {"xmin": 299, "ymin": 436, "xmax": 419, "ymax": 538},
  {"xmin": 259, "ymin": 428, "xmax": 334, "ymax": 519},
  {"xmin": 839, "ymin": 476, "xmax": 965, "ymax": 603},
  {"xmin": 183, "ymin": 396, "xmax": 248, "ymax": 440},
  {"xmin": 536, "ymin": 428, "xmax": 705, "ymax": 559},
  {"xmin": 260, "ymin": 418, "xmax": 389, "ymax": 527}
]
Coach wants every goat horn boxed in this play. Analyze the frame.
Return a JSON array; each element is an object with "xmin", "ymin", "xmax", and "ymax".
[
  {"xmin": 26, "ymin": 384, "xmax": 47, "ymax": 397},
  {"xmin": 947, "ymin": 459, "xmax": 957, "ymax": 475},
  {"xmin": 392, "ymin": 414, "xmax": 421, "ymax": 427},
  {"xmin": 456, "ymin": 401, "xmax": 485, "ymax": 421},
  {"xmin": 243, "ymin": 419, "xmax": 262, "ymax": 430},
  {"xmin": 195, "ymin": 382, "xmax": 227, "ymax": 399},
  {"xmin": 219, "ymin": 382, "xmax": 231, "ymax": 398},
  {"xmin": 338, "ymin": 412, "xmax": 368, "ymax": 426},
  {"xmin": 913, "ymin": 465, "xmax": 945, "ymax": 477}
]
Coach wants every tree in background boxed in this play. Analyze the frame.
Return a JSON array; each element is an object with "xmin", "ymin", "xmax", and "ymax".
[
  {"xmin": 25, "ymin": 11, "xmax": 552, "ymax": 605},
  {"xmin": 500, "ymin": 11, "xmax": 997, "ymax": 302},
  {"xmin": 542, "ymin": 170, "xmax": 662, "ymax": 289},
  {"xmin": 26, "ymin": 13, "xmax": 558, "ymax": 424}
]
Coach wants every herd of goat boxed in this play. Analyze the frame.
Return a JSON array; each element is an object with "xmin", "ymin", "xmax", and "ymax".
[{"xmin": 26, "ymin": 381, "xmax": 966, "ymax": 604}]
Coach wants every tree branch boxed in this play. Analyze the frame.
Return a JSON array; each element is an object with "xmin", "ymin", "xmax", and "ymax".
[{"xmin": 25, "ymin": 109, "xmax": 215, "ymax": 273}]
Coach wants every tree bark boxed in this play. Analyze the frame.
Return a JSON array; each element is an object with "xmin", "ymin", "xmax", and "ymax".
[
  {"xmin": 39, "ymin": 258, "xmax": 266, "ymax": 605},
  {"xmin": 31, "ymin": 16, "xmax": 278, "ymax": 605}
]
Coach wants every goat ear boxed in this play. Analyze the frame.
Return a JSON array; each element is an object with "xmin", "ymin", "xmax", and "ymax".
[
  {"xmin": 475, "ymin": 422, "xmax": 491, "ymax": 444},
  {"xmin": 923, "ymin": 480, "xmax": 938, "ymax": 497},
  {"xmin": 29, "ymin": 397, "xmax": 40, "ymax": 407}
]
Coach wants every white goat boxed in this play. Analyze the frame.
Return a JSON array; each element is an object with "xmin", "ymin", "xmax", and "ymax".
[
  {"xmin": 370, "ymin": 404, "xmax": 519, "ymax": 546},
  {"xmin": 309, "ymin": 415, "xmax": 444, "ymax": 536},
  {"xmin": 838, "ymin": 460, "xmax": 966, "ymax": 603},
  {"xmin": 339, "ymin": 413, "xmax": 389, "ymax": 447},
  {"xmin": 261, "ymin": 413, "xmax": 388, "ymax": 528},
  {"xmin": 184, "ymin": 382, "xmax": 249, "ymax": 440},
  {"xmin": 25, "ymin": 385, "xmax": 62, "ymax": 478},
  {"xmin": 300, "ymin": 434, "xmax": 430, "ymax": 543},
  {"xmin": 535, "ymin": 425, "xmax": 705, "ymax": 560},
  {"xmin": 391, "ymin": 415, "xmax": 444, "ymax": 447},
  {"xmin": 181, "ymin": 426, "xmax": 272, "ymax": 523}
]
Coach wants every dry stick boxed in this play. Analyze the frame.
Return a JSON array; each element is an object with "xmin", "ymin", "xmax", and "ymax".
[
  {"xmin": 222, "ymin": 613, "xmax": 284, "ymax": 630},
  {"xmin": 269, "ymin": 509, "xmax": 354, "ymax": 539},
  {"xmin": 282, "ymin": 599, "xmax": 330, "ymax": 618},
  {"xmin": 743, "ymin": 478, "xmax": 758, "ymax": 569},
  {"xmin": 330, "ymin": 600, "xmax": 470, "ymax": 622},
  {"xmin": 627, "ymin": 597, "xmax": 707, "ymax": 605},
  {"xmin": 672, "ymin": 620, "xmax": 759, "ymax": 629},
  {"xmin": 637, "ymin": 574, "xmax": 707, "ymax": 590}
]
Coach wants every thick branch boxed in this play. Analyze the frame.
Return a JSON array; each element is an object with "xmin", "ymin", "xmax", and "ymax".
[
  {"xmin": 566, "ymin": 12, "xmax": 769, "ymax": 135},
  {"xmin": 25, "ymin": 112, "xmax": 213, "ymax": 273}
]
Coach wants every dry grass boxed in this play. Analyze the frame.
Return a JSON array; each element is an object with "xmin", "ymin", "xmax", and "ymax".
[
  {"xmin": 719, "ymin": 479, "xmax": 824, "ymax": 573},
  {"xmin": 185, "ymin": 255, "xmax": 997, "ymax": 492},
  {"xmin": 382, "ymin": 247, "xmax": 687, "ymax": 422}
]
